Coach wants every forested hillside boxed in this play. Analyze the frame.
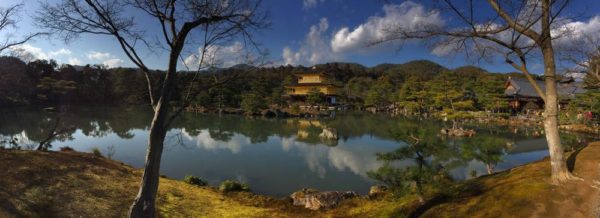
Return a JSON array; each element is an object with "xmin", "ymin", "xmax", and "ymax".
[{"xmin": 0, "ymin": 56, "xmax": 556, "ymax": 114}]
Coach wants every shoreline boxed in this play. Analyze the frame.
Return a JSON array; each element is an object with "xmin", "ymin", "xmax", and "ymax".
[{"xmin": 2, "ymin": 142, "xmax": 599, "ymax": 217}]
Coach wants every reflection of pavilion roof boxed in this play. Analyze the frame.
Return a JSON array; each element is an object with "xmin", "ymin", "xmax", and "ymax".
[
  {"xmin": 504, "ymin": 77, "xmax": 586, "ymax": 99},
  {"xmin": 506, "ymin": 138, "xmax": 548, "ymax": 154}
]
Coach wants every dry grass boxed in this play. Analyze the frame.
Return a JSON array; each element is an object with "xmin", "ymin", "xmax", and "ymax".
[
  {"xmin": 420, "ymin": 141, "xmax": 600, "ymax": 218},
  {"xmin": 1, "ymin": 142, "xmax": 599, "ymax": 218}
]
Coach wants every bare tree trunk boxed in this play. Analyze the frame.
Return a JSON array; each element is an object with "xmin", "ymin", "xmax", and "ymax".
[
  {"xmin": 541, "ymin": 66, "xmax": 572, "ymax": 183},
  {"xmin": 128, "ymin": 100, "xmax": 170, "ymax": 217},
  {"xmin": 129, "ymin": 47, "xmax": 181, "ymax": 217},
  {"xmin": 539, "ymin": 0, "xmax": 573, "ymax": 184},
  {"xmin": 486, "ymin": 163, "xmax": 494, "ymax": 175}
]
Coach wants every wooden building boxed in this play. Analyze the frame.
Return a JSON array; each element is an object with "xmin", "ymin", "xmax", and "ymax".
[
  {"xmin": 285, "ymin": 71, "xmax": 341, "ymax": 104},
  {"xmin": 504, "ymin": 77, "xmax": 586, "ymax": 112}
]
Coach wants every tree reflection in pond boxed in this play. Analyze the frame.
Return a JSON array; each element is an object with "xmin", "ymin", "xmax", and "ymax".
[
  {"xmin": 1, "ymin": 107, "xmax": 597, "ymax": 196},
  {"xmin": 461, "ymin": 136, "xmax": 509, "ymax": 175},
  {"xmin": 367, "ymin": 121, "xmax": 455, "ymax": 202}
]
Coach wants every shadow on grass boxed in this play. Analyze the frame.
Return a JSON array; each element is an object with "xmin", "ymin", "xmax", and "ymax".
[
  {"xmin": 389, "ymin": 182, "xmax": 487, "ymax": 218},
  {"xmin": 566, "ymin": 145, "xmax": 586, "ymax": 172}
]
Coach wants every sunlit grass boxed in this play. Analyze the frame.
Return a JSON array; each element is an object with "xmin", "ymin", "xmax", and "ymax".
[{"xmin": 1, "ymin": 143, "xmax": 598, "ymax": 217}]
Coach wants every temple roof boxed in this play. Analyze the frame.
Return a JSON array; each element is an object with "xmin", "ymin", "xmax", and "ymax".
[{"xmin": 505, "ymin": 77, "xmax": 586, "ymax": 99}]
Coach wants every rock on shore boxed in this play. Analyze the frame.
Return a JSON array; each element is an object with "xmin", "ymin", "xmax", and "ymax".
[{"xmin": 290, "ymin": 188, "xmax": 358, "ymax": 210}]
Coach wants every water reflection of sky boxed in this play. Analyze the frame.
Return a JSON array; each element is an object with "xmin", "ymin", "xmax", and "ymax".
[
  {"xmin": 4, "ymin": 109, "xmax": 591, "ymax": 197},
  {"xmin": 35, "ymin": 127, "xmax": 559, "ymax": 196}
]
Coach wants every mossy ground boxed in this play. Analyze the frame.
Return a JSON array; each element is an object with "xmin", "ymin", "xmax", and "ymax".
[{"xmin": 1, "ymin": 142, "xmax": 599, "ymax": 217}]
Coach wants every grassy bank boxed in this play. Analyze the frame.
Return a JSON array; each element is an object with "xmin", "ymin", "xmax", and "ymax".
[{"xmin": 1, "ymin": 142, "xmax": 599, "ymax": 217}]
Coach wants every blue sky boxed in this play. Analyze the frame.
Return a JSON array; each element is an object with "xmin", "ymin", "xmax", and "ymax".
[{"xmin": 1, "ymin": 0, "xmax": 599, "ymax": 73}]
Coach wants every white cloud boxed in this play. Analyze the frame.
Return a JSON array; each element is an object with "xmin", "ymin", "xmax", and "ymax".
[
  {"xmin": 48, "ymin": 48, "xmax": 72, "ymax": 57},
  {"xmin": 554, "ymin": 16, "xmax": 600, "ymax": 46},
  {"xmin": 282, "ymin": 18, "xmax": 339, "ymax": 66},
  {"xmin": 182, "ymin": 129, "xmax": 251, "ymax": 154},
  {"xmin": 11, "ymin": 44, "xmax": 49, "ymax": 61},
  {"xmin": 279, "ymin": 135, "xmax": 391, "ymax": 178},
  {"xmin": 331, "ymin": 2, "xmax": 444, "ymax": 54},
  {"xmin": 429, "ymin": 15, "xmax": 600, "ymax": 60},
  {"xmin": 103, "ymin": 58, "xmax": 124, "ymax": 68},
  {"xmin": 431, "ymin": 22, "xmax": 536, "ymax": 57},
  {"xmin": 10, "ymin": 44, "xmax": 82, "ymax": 64},
  {"xmin": 87, "ymin": 51, "xmax": 111, "ymax": 61},
  {"xmin": 84, "ymin": 51, "xmax": 126, "ymax": 68},
  {"xmin": 182, "ymin": 41, "xmax": 254, "ymax": 69},
  {"xmin": 68, "ymin": 57, "xmax": 82, "ymax": 65},
  {"xmin": 283, "ymin": 2, "xmax": 445, "ymax": 66}
]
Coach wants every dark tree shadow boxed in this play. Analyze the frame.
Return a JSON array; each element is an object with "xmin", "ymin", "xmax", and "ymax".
[
  {"xmin": 390, "ymin": 180, "xmax": 487, "ymax": 217},
  {"xmin": 566, "ymin": 145, "xmax": 586, "ymax": 172}
]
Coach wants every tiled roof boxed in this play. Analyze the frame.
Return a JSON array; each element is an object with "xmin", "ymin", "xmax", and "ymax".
[{"xmin": 505, "ymin": 77, "xmax": 586, "ymax": 99}]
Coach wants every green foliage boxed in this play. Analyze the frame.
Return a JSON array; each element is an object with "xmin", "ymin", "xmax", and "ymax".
[
  {"xmin": 0, "ymin": 56, "xmax": 512, "ymax": 116},
  {"xmin": 0, "ymin": 57, "xmax": 34, "ymax": 105},
  {"xmin": 240, "ymin": 93, "xmax": 265, "ymax": 114},
  {"xmin": 344, "ymin": 77, "xmax": 373, "ymax": 106},
  {"xmin": 183, "ymin": 175, "xmax": 207, "ymax": 186},
  {"xmin": 365, "ymin": 76, "xmax": 394, "ymax": 108},
  {"xmin": 461, "ymin": 136, "xmax": 508, "ymax": 174},
  {"xmin": 90, "ymin": 147, "xmax": 102, "ymax": 157},
  {"xmin": 290, "ymin": 104, "xmax": 301, "ymax": 114},
  {"xmin": 368, "ymin": 123, "xmax": 455, "ymax": 199},
  {"xmin": 268, "ymin": 86, "xmax": 286, "ymax": 107},
  {"xmin": 570, "ymin": 90, "xmax": 600, "ymax": 114},
  {"xmin": 396, "ymin": 76, "xmax": 430, "ymax": 113},
  {"xmin": 306, "ymin": 87, "xmax": 324, "ymax": 105},
  {"xmin": 218, "ymin": 180, "xmax": 250, "ymax": 192}
]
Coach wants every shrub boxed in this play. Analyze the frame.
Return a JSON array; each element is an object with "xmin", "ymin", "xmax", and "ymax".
[
  {"xmin": 91, "ymin": 147, "xmax": 102, "ymax": 157},
  {"xmin": 60, "ymin": 146, "xmax": 74, "ymax": 152},
  {"xmin": 184, "ymin": 175, "xmax": 207, "ymax": 186},
  {"xmin": 218, "ymin": 180, "xmax": 250, "ymax": 192},
  {"xmin": 290, "ymin": 104, "xmax": 300, "ymax": 115}
]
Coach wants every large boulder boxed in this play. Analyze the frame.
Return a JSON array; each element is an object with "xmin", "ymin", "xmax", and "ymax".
[{"xmin": 290, "ymin": 188, "xmax": 358, "ymax": 210}]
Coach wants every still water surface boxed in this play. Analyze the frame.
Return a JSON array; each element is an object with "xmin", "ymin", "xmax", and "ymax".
[{"xmin": 0, "ymin": 107, "xmax": 595, "ymax": 196}]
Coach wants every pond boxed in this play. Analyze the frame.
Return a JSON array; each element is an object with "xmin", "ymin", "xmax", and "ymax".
[{"xmin": 0, "ymin": 107, "xmax": 596, "ymax": 197}]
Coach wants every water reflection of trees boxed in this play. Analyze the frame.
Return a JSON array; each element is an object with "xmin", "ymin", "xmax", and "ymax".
[
  {"xmin": 1, "ymin": 108, "xmax": 592, "ymax": 157},
  {"xmin": 0, "ymin": 107, "xmax": 153, "ymax": 147},
  {"xmin": 367, "ymin": 121, "xmax": 457, "ymax": 202},
  {"xmin": 461, "ymin": 136, "xmax": 508, "ymax": 175},
  {"xmin": 3, "ymin": 107, "xmax": 597, "ymax": 184}
]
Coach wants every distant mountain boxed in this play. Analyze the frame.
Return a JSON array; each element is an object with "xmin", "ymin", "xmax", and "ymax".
[
  {"xmin": 142, "ymin": 59, "xmax": 515, "ymax": 82},
  {"xmin": 453, "ymin": 65, "xmax": 489, "ymax": 76}
]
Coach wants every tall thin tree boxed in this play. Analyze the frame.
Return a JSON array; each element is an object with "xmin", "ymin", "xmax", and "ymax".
[
  {"xmin": 36, "ymin": 0, "xmax": 267, "ymax": 216},
  {"xmin": 377, "ymin": 0, "xmax": 580, "ymax": 183}
]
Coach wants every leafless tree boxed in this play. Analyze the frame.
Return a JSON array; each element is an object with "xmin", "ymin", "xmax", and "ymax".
[
  {"xmin": 0, "ymin": 4, "xmax": 43, "ymax": 53},
  {"xmin": 36, "ymin": 116, "xmax": 76, "ymax": 151},
  {"xmin": 378, "ymin": 0, "xmax": 581, "ymax": 183},
  {"xmin": 36, "ymin": 0, "xmax": 267, "ymax": 216},
  {"xmin": 559, "ymin": 33, "xmax": 600, "ymax": 87}
]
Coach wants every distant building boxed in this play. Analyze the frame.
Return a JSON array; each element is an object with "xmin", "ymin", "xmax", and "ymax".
[
  {"xmin": 504, "ymin": 77, "xmax": 586, "ymax": 111},
  {"xmin": 285, "ymin": 70, "xmax": 341, "ymax": 104}
]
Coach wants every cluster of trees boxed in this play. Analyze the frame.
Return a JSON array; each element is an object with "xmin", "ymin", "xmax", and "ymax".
[
  {"xmin": 0, "ymin": 56, "xmax": 514, "ymax": 116},
  {"xmin": 1, "ymin": 0, "xmax": 598, "ymax": 214},
  {"xmin": 0, "ymin": 57, "xmax": 158, "ymax": 106},
  {"xmin": 5, "ymin": 55, "xmax": 599, "ymax": 124}
]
